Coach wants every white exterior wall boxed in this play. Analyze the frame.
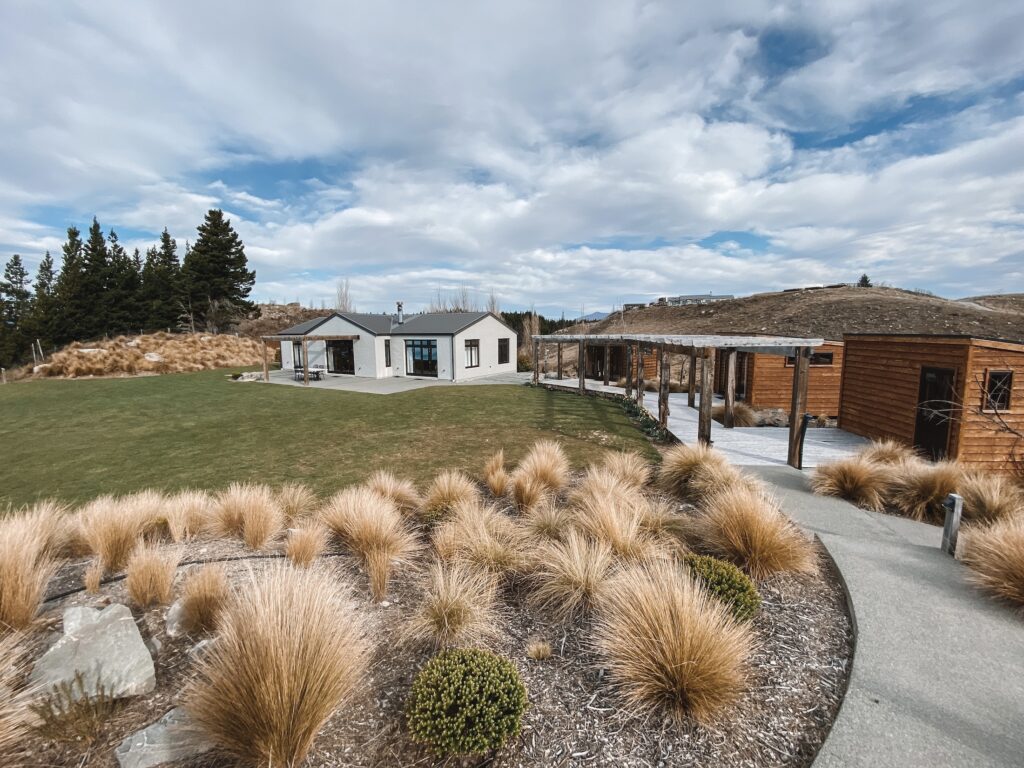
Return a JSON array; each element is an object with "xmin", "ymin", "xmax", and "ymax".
[
  {"xmin": 452, "ymin": 316, "xmax": 518, "ymax": 381},
  {"xmin": 392, "ymin": 336, "xmax": 455, "ymax": 380},
  {"xmin": 279, "ymin": 315, "xmax": 381, "ymax": 377}
]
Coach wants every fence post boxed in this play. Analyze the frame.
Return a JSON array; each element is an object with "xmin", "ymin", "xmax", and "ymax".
[{"xmin": 942, "ymin": 493, "xmax": 963, "ymax": 556}]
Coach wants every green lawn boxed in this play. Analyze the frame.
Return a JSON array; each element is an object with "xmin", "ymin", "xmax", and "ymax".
[{"xmin": 0, "ymin": 370, "xmax": 657, "ymax": 508}]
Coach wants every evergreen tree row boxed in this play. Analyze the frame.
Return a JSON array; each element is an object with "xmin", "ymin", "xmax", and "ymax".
[{"xmin": 0, "ymin": 209, "xmax": 256, "ymax": 368}]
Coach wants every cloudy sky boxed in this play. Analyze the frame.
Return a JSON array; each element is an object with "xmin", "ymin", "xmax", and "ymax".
[{"xmin": 1, "ymin": 1, "xmax": 1022, "ymax": 315}]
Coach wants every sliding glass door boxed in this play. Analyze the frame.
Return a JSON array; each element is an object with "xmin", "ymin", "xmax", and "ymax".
[
  {"xmin": 326, "ymin": 340, "xmax": 355, "ymax": 374},
  {"xmin": 405, "ymin": 339, "xmax": 438, "ymax": 377}
]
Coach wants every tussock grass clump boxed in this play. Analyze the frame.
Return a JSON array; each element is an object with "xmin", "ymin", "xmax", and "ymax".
[
  {"xmin": 688, "ymin": 461, "xmax": 751, "ymax": 505},
  {"xmin": 511, "ymin": 472, "xmax": 549, "ymax": 512},
  {"xmin": 890, "ymin": 460, "xmax": 963, "ymax": 523},
  {"xmin": 572, "ymin": 481, "xmax": 663, "ymax": 562},
  {"xmin": 592, "ymin": 559, "xmax": 752, "ymax": 724},
  {"xmin": 165, "ymin": 490, "xmax": 213, "ymax": 542},
  {"xmin": 528, "ymin": 531, "xmax": 614, "ymax": 621},
  {"xmin": 321, "ymin": 487, "xmax": 419, "ymax": 600},
  {"xmin": 959, "ymin": 472, "xmax": 1023, "ymax": 523},
  {"xmin": 121, "ymin": 489, "xmax": 171, "ymax": 540},
  {"xmin": 859, "ymin": 438, "xmax": 918, "ymax": 465},
  {"xmin": 76, "ymin": 496, "xmax": 142, "ymax": 574},
  {"xmin": 179, "ymin": 564, "xmax": 231, "ymax": 634},
  {"xmin": 30, "ymin": 671, "xmax": 121, "ymax": 745},
  {"xmin": 276, "ymin": 483, "xmax": 319, "ymax": 523},
  {"xmin": 0, "ymin": 633, "xmax": 37, "ymax": 759},
  {"xmin": 712, "ymin": 403, "xmax": 759, "ymax": 428},
  {"xmin": 811, "ymin": 456, "xmax": 894, "ymax": 511},
  {"xmin": 483, "ymin": 450, "xmax": 511, "ymax": 498},
  {"xmin": 404, "ymin": 562, "xmax": 499, "ymax": 649},
  {"xmin": 962, "ymin": 516, "xmax": 1024, "ymax": 606},
  {"xmin": 684, "ymin": 554, "xmax": 761, "ymax": 621},
  {"xmin": 697, "ymin": 485, "xmax": 818, "ymax": 579},
  {"xmin": 213, "ymin": 483, "xmax": 283, "ymax": 549},
  {"xmin": 526, "ymin": 639, "xmax": 552, "ymax": 660},
  {"xmin": 286, "ymin": 526, "xmax": 328, "ymax": 568},
  {"xmin": 125, "ymin": 544, "xmax": 180, "ymax": 609},
  {"xmin": 515, "ymin": 440, "xmax": 570, "ymax": 491},
  {"xmin": 184, "ymin": 565, "xmax": 371, "ymax": 767},
  {"xmin": 522, "ymin": 501, "xmax": 572, "ymax": 541},
  {"xmin": 2, "ymin": 500, "xmax": 76, "ymax": 560},
  {"xmin": 433, "ymin": 502, "xmax": 527, "ymax": 576},
  {"xmin": 422, "ymin": 470, "xmax": 480, "ymax": 523},
  {"xmin": 0, "ymin": 513, "xmax": 58, "ymax": 630},
  {"xmin": 657, "ymin": 443, "xmax": 729, "ymax": 499},
  {"xmin": 601, "ymin": 451, "xmax": 652, "ymax": 489},
  {"xmin": 365, "ymin": 470, "xmax": 422, "ymax": 516},
  {"xmin": 407, "ymin": 648, "xmax": 527, "ymax": 757}
]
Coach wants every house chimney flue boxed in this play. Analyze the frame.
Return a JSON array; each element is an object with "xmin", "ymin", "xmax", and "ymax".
[{"xmin": 397, "ymin": 301, "xmax": 404, "ymax": 324}]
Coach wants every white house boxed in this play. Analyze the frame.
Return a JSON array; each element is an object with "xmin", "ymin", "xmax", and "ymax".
[{"xmin": 276, "ymin": 309, "xmax": 518, "ymax": 381}]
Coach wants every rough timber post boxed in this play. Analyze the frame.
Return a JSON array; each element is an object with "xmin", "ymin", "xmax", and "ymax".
[
  {"xmin": 262, "ymin": 341, "xmax": 270, "ymax": 382},
  {"xmin": 578, "ymin": 340, "xmax": 586, "ymax": 393},
  {"xmin": 302, "ymin": 339, "xmax": 310, "ymax": 386},
  {"xmin": 625, "ymin": 343, "xmax": 633, "ymax": 398},
  {"xmin": 787, "ymin": 346, "xmax": 811, "ymax": 468},
  {"xmin": 687, "ymin": 349, "xmax": 697, "ymax": 408},
  {"xmin": 698, "ymin": 349, "xmax": 714, "ymax": 445},
  {"xmin": 636, "ymin": 345, "xmax": 645, "ymax": 402},
  {"xmin": 532, "ymin": 340, "xmax": 540, "ymax": 384},
  {"xmin": 679, "ymin": 353, "xmax": 686, "ymax": 387},
  {"xmin": 557, "ymin": 343, "xmax": 563, "ymax": 380},
  {"xmin": 723, "ymin": 348, "xmax": 738, "ymax": 428},
  {"xmin": 603, "ymin": 344, "xmax": 611, "ymax": 387},
  {"xmin": 658, "ymin": 345, "xmax": 671, "ymax": 429}
]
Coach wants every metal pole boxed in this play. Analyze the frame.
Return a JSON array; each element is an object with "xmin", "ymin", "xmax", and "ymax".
[{"xmin": 942, "ymin": 493, "xmax": 963, "ymax": 556}]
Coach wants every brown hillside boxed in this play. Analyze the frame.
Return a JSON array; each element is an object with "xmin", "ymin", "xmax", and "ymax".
[
  {"xmin": 575, "ymin": 287, "xmax": 1024, "ymax": 343},
  {"xmin": 236, "ymin": 303, "xmax": 329, "ymax": 338},
  {"xmin": 962, "ymin": 294, "xmax": 1024, "ymax": 314}
]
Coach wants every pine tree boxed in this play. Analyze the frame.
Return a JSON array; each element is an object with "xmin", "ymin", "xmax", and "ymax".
[
  {"xmin": 858, "ymin": 273, "xmax": 872, "ymax": 287},
  {"xmin": 78, "ymin": 217, "xmax": 110, "ymax": 339},
  {"xmin": 25, "ymin": 251, "xmax": 58, "ymax": 349},
  {"xmin": 181, "ymin": 209, "xmax": 255, "ymax": 332},
  {"xmin": 140, "ymin": 229, "xmax": 182, "ymax": 331},
  {"xmin": 0, "ymin": 254, "xmax": 32, "ymax": 366},
  {"xmin": 105, "ymin": 230, "xmax": 142, "ymax": 335},
  {"xmin": 54, "ymin": 226, "xmax": 86, "ymax": 344}
]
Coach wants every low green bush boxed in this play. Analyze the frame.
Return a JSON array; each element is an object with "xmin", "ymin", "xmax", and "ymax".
[
  {"xmin": 407, "ymin": 648, "xmax": 527, "ymax": 756},
  {"xmin": 684, "ymin": 553, "xmax": 761, "ymax": 621}
]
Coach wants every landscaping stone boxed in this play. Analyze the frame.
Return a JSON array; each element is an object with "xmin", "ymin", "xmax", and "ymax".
[
  {"xmin": 31, "ymin": 603, "xmax": 155, "ymax": 700},
  {"xmin": 165, "ymin": 599, "xmax": 186, "ymax": 637},
  {"xmin": 233, "ymin": 371, "xmax": 264, "ymax": 382},
  {"xmin": 143, "ymin": 352, "xmax": 163, "ymax": 363},
  {"xmin": 114, "ymin": 708, "xmax": 216, "ymax": 768}
]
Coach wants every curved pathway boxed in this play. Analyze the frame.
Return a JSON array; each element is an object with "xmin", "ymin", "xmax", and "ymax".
[{"xmin": 750, "ymin": 465, "xmax": 1024, "ymax": 768}]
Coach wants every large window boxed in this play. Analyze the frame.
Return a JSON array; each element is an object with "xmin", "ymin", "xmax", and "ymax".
[
  {"xmin": 983, "ymin": 370, "xmax": 1013, "ymax": 411},
  {"xmin": 385, "ymin": 339, "xmax": 391, "ymax": 367},
  {"xmin": 498, "ymin": 338, "xmax": 510, "ymax": 365},
  {"xmin": 292, "ymin": 341, "xmax": 304, "ymax": 368},
  {"xmin": 405, "ymin": 339, "xmax": 438, "ymax": 377},
  {"xmin": 465, "ymin": 339, "xmax": 480, "ymax": 368},
  {"xmin": 785, "ymin": 352, "xmax": 834, "ymax": 367}
]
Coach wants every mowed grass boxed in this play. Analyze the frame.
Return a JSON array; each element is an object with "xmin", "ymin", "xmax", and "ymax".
[{"xmin": 0, "ymin": 370, "xmax": 656, "ymax": 508}]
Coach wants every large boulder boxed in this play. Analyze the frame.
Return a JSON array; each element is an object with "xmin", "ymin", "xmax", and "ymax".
[
  {"xmin": 31, "ymin": 604, "xmax": 156, "ymax": 700},
  {"xmin": 115, "ymin": 708, "xmax": 216, "ymax": 768}
]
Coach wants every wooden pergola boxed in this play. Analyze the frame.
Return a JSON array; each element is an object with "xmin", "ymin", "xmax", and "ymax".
[
  {"xmin": 258, "ymin": 334, "xmax": 360, "ymax": 386},
  {"xmin": 531, "ymin": 333, "xmax": 824, "ymax": 469}
]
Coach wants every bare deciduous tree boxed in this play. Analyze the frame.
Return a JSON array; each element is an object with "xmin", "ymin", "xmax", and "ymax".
[
  {"xmin": 486, "ymin": 289, "xmax": 500, "ymax": 316},
  {"xmin": 335, "ymin": 279, "xmax": 353, "ymax": 312}
]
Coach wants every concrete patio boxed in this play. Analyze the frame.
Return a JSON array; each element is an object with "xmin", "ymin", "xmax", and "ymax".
[{"xmin": 263, "ymin": 368, "xmax": 531, "ymax": 394}]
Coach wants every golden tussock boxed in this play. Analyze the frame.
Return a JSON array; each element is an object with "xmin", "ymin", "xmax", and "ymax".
[
  {"xmin": 811, "ymin": 456, "xmax": 895, "ymax": 511},
  {"xmin": 165, "ymin": 489, "xmax": 214, "ymax": 542},
  {"xmin": 522, "ymin": 501, "xmax": 572, "ymax": 541},
  {"xmin": 212, "ymin": 483, "xmax": 283, "ymax": 549},
  {"xmin": 422, "ymin": 470, "xmax": 480, "ymax": 523},
  {"xmin": 526, "ymin": 639, "xmax": 553, "ymax": 660},
  {"xmin": 184, "ymin": 565, "xmax": 371, "ymax": 768},
  {"xmin": 321, "ymin": 487, "xmax": 419, "ymax": 600},
  {"xmin": 592, "ymin": 559, "xmax": 753, "ymax": 724},
  {"xmin": 83, "ymin": 562, "xmax": 103, "ymax": 594},
  {"xmin": 712, "ymin": 403, "xmax": 759, "ymax": 428},
  {"xmin": 432, "ymin": 500, "xmax": 527, "ymax": 576},
  {"xmin": 403, "ymin": 561, "xmax": 500, "ymax": 649},
  {"xmin": 179, "ymin": 564, "xmax": 231, "ymax": 634},
  {"xmin": 515, "ymin": 440, "xmax": 570, "ymax": 491},
  {"xmin": 890, "ymin": 460, "xmax": 963, "ymax": 523},
  {"xmin": 286, "ymin": 526, "xmax": 328, "ymax": 568},
  {"xmin": 858, "ymin": 438, "xmax": 919, "ymax": 465},
  {"xmin": 600, "ymin": 451, "xmax": 652, "ymax": 489},
  {"xmin": 511, "ymin": 472, "xmax": 549, "ymax": 513},
  {"xmin": 76, "ymin": 495, "xmax": 143, "ymax": 574},
  {"xmin": 365, "ymin": 470, "xmax": 422, "ymax": 516},
  {"xmin": 276, "ymin": 483, "xmax": 319, "ymax": 524},
  {"xmin": 958, "ymin": 472, "xmax": 1023, "ymax": 523},
  {"xmin": 962, "ymin": 516, "xmax": 1024, "ymax": 606},
  {"xmin": 527, "ymin": 531, "xmax": 614, "ymax": 621},
  {"xmin": 125, "ymin": 544, "xmax": 180, "ymax": 609},
  {"xmin": 696, "ymin": 485, "xmax": 818, "ymax": 579},
  {"xmin": 657, "ymin": 443, "xmax": 729, "ymax": 499},
  {"xmin": 0, "ymin": 508, "xmax": 58, "ymax": 630},
  {"xmin": 483, "ymin": 450, "xmax": 511, "ymax": 498}
]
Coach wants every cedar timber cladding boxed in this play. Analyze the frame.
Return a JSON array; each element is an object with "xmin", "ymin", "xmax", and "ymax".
[
  {"xmin": 838, "ymin": 334, "xmax": 1024, "ymax": 473},
  {"xmin": 742, "ymin": 341, "xmax": 844, "ymax": 416}
]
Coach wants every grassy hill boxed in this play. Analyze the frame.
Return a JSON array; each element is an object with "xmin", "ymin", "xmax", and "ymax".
[{"xmin": 576, "ymin": 287, "xmax": 1024, "ymax": 342}]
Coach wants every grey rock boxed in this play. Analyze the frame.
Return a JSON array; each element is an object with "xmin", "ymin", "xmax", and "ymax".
[
  {"xmin": 63, "ymin": 606, "xmax": 101, "ymax": 635},
  {"xmin": 114, "ymin": 708, "xmax": 216, "ymax": 768},
  {"xmin": 165, "ymin": 599, "xmax": 186, "ymax": 638},
  {"xmin": 146, "ymin": 636, "xmax": 162, "ymax": 658},
  {"xmin": 31, "ymin": 603, "xmax": 155, "ymax": 700}
]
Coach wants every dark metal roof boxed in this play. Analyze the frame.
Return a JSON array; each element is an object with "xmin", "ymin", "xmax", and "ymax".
[
  {"xmin": 277, "ymin": 311, "xmax": 513, "ymax": 337},
  {"xmin": 338, "ymin": 312, "xmax": 396, "ymax": 335},
  {"xmin": 276, "ymin": 316, "xmax": 332, "ymax": 336}
]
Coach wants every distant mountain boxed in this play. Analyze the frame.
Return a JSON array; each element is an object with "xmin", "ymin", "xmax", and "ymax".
[{"xmin": 578, "ymin": 311, "xmax": 609, "ymax": 322}]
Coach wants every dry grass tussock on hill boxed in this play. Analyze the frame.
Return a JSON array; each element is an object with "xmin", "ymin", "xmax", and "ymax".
[{"xmin": 30, "ymin": 332, "xmax": 263, "ymax": 378}]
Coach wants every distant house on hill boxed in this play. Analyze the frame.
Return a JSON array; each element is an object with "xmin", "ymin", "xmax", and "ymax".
[
  {"xmin": 657, "ymin": 294, "xmax": 735, "ymax": 306},
  {"xmin": 839, "ymin": 334, "xmax": 1024, "ymax": 472},
  {"xmin": 274, "ymin": 307, "xmax": 517, "ymax": 381}
]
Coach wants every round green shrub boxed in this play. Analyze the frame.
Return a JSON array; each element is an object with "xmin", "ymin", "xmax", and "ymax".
[
  {"xmin": 407, "ymin": 648, "xmax": 527, "ymax": 756},
  {"xmin": 684, "ymin": 553, "xmax": 761, "ymax": 621}
]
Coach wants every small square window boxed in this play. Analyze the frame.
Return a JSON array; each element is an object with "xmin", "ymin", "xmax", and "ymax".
[
  {"xmin": 983, "ymin": 370, "xmax": 1012, "ymax": 411},
  {"xmin": 465, "ymin": 339, "xmax": 480, "ymax": 368}
]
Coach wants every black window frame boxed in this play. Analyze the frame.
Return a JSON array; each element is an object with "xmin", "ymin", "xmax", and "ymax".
[
  {"xmin": 292, "ymin": 341, "xmax": 304, "ymax": 368},
  {"xmin": 384, "ymin": 339, "xmax": 391, "ymax": 368},
  {"xmin": 498, "ymin": 338, "xmax": 510, "ymax": 365},
  {"xmin": 465, "ymin": 339, "xmax": 480, "ymax": 368},
  {"xmin": 983, "ymin": 369, "xmax": 1013, "ymax": 412},
  {"xmin": 785, "ymin": 352, "xmax": 834, "ymax": 367}
]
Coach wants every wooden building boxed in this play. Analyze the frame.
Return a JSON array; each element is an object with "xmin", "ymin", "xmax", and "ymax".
[
  {"xmin": 584, "ymin": 342, "xmax": 658, "ymax": 382},
  {"xmin": 713, "ymin": 341, "xmax": 844, "ymax": 416},
  {"xmin": 839, "ymin": 334, "xmax": 1024, "ymax": 472}
]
